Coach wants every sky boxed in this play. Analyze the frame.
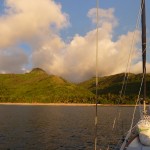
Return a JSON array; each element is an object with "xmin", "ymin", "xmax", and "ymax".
[{"xmin": 0, "ymin": 0, "xmax": 150, "ymax": 82}]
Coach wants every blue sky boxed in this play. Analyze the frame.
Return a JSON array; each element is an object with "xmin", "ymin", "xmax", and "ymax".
[
  {"xmin": 1, "ymin": 0, "xmax": 150, "ymax": 38},
  {"xmin": 0, "ymin": 0, "xmax": 150, "ymax": 82},
  {"xmin": 55, "ymin": 0, "xmax": 150, "ymax": 42}
]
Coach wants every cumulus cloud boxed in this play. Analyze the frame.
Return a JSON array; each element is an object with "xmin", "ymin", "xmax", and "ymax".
[
  {"xmin": 31, "ymin": 7, "xmax": 142, "ymax": 82},
  {"xmin": 0, "ymin": 0, "xmax": 68, "ymax": 48},
  {"xmin": 0, "ymin": 2, "xmax": 147, "ymax": 82},
  {"xmin": 130, "ymin": 62, "xmax": 150, "ymax": 74},
  {"xmin": 32, "ymin": 35, "xmax": 66, "ymax": 75},
  {"xmin": 0, "ymin": 0, "xmax": 69, "ymax": 74},
  {"xmin": 60, "ymin": 29, "xmax": 140, "ymax": 82},
  {"xmin": 88, "ymin": 8, "xmax": 118, "ymax": 28}
]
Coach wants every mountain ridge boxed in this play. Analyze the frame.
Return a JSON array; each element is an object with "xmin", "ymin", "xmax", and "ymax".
[
  {"xmin": 0, "ymin": 68, "xmax": 150, "ymax": 104},
  {"xmin": 0, "ymin": 68, "xmax": 94, "ymax": 103},
  {"xmin": 79, "ymin": 73, "xmax": 150, "ymax": 104}
]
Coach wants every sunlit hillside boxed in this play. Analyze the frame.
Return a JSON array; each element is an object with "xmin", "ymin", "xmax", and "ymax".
[
  {"xmin": 0, "ymin": 68, "xmax": 94, "ymax": 103},
  {"xmin": 1, "ymin": 68, "xmax": 150, "ymax": 104}
]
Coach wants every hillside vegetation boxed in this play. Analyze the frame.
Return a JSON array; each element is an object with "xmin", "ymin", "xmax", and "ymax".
[
  {"xmin": 0, "ymin": 68, "xmax": 150, "ymax": 104},
  {"xmin": 0, "ymin": 68, "xmax": 94, "ymax": 103},
  {"xmin": 79, "ymin": 73, "xmax": 150, "ymax": 104}
]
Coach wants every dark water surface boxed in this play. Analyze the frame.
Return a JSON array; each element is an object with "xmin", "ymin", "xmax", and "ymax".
[{"xmin": 0, "ymin": 105, "xmax": 140, "ymax": 150}]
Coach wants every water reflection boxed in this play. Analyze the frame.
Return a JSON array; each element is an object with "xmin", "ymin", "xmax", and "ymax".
[{"xmin": 0, "ymin": 105, "xmax": 139, "ymax": 149}]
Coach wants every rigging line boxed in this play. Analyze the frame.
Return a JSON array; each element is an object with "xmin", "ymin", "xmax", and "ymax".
[
  {"xmin": 138, "ymin": 46, "xmax": 147, "ymax": 116},
  {"xmin": 130, "ymin": 72, "xmax": 145, "ymax": 130},
  {"xmin": 112, "ymin": 117, "xmax": 116, "ymax": 130},
  {"xmin": 120, "ymin": 72, "xmax": 145, "ymax": 150},
  {"xmin": 119, "ymin": 2, "xmax": 145, "ymax": 149},
  {"xmin": 122, "ymin": 5, "xmax": 142, "ymax": 96},
  {"xmin": 122, "ymin": 0, "xmax": 145, "ymax": 140},
  {"xmin": 121, "ymin": 47, "xmax": 147, "ymax": 149},
  {"xmin": 128, "ymin": 0, "xmax": 145, "ymax": 71},
  {"xmin": 95, "ymin": 0, "xmax": 99, "ymax": 150},
  {"xmin": 121, "ymin": 62, "xmax": 145, "ymax": 150},
  {"xmin": 120, "ymin": 0, "xmax": 144, "ymax": 97},
  {"xmin": 119, "ymin": 0, "xmax": 144, "ymax": 101}
]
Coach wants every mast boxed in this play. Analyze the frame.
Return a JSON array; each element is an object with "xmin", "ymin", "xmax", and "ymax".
[{"xmin": 141, "ymin": 0, "xmax": 146, "ymax": 101}]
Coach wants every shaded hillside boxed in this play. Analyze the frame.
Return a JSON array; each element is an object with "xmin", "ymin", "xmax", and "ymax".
[
  {"xmin": 0, "ymin": 68, "xmax": 94, "ymax": 103},
  {"xmin": 79, "ymin": 73, "xmax": 150, "ymax": 104}
]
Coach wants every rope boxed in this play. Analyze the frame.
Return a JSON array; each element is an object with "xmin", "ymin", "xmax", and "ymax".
[{"xmin": 95, "ymin": 0, "xmax": 99, "ymax": 150}]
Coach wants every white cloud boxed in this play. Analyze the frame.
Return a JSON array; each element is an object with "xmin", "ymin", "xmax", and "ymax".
[
  {"xmin": 0, "ymin": 0, "xmax": 69, "ymax": 48},
  {"xmin": 88, "ymin": 8, "xmax": 118, "ymax": 28},
  {"xmin": 0, "ymin": 0, "xmax": 69, "ymax": 74},
  {"xmin": 32, "ymin": 35, "xmax": 65, "ymax": 75},
  {"xmin": 130, "ymin": 61, "xmax": 150, "ymax": 74},
  {"xmin": 59, "ymin": 30, "xmax": 140, "ymax": 82},
  {"xmin": 0, "ymin": 2, "xmax": 148, "ymax": 82}
]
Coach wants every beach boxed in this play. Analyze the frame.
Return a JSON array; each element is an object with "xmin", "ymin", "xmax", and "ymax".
[{"xmin": 0, "ymin": 103, "xmax": 136, "ymax": 106}]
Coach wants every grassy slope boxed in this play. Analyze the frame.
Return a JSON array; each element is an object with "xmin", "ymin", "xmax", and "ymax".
[
  {"xmin": 1, "ymin": 68, "xmax": 150, "ymax": 104},
  {"xmin": 79, "ymin": 73, "xmax": 150, "ymax": 104},
  {"xmin": 0, "ymin": 68, "xmax": 94, "ymax": 103}
]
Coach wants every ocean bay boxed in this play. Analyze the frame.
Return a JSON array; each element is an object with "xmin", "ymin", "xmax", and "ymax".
[{"xmin": 0, "ymin": 105, "xmax": 139, "ymax": 150}]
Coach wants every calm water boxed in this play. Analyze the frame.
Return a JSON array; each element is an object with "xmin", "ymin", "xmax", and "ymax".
[{"xmin": 0, "ymin": 105, "xmax": 140, "ymax": 150}]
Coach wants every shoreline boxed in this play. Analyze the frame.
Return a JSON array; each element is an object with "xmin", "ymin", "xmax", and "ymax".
[{"xmin": 0, "ymin": 102, "xmax": 136, "ymax": 106}]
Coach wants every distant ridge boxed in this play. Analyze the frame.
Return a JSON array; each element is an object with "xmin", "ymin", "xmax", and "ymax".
[
  {"xmin": 30, "ymin": 68, "xmax": 47, "ymax": 74},
  {"xmin": 79, "ymin": 73, "xmax": 150, "ymax": 104}
]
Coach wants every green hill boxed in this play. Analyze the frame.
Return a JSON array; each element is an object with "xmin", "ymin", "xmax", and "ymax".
[
  {"xmin": 79, "ymin": 73, "xmax": 150, "ymax": 104},
  {"xmin": 0, "ymin": 68, "xmax": 94, "ymax": 103},
  {"xmin": 1, "ymin": 69, "xmax": 150, "ymax": 104}
]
